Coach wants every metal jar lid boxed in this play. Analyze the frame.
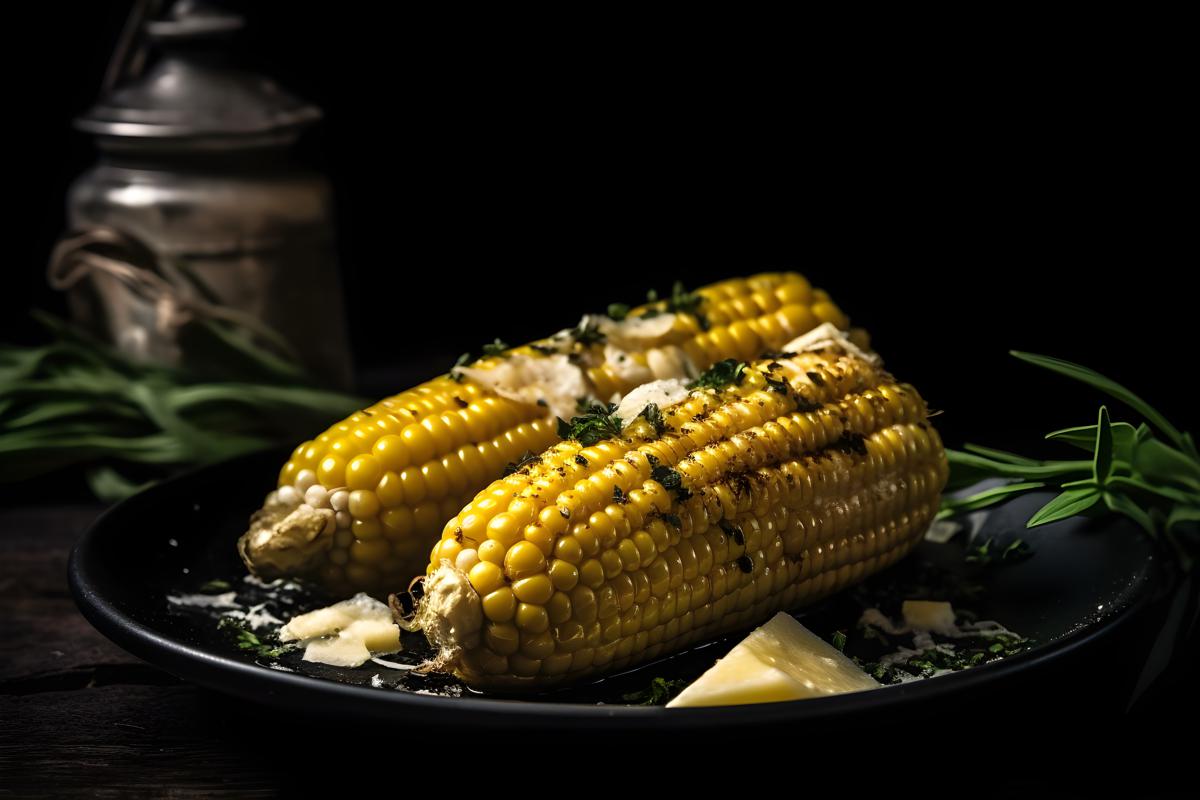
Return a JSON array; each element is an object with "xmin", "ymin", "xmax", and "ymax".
[{"xmin": 75, "ymin": 0, "xmax": 321, "ymax": 148}]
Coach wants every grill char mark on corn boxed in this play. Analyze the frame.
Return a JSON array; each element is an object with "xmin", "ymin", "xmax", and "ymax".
[
  {"xmin": 241, "ymin": 273, "xmax": 860, "ymax": 595},
  {"xmin": 419, "ymin": 348, "xmax": 947, "ymax": 688}
]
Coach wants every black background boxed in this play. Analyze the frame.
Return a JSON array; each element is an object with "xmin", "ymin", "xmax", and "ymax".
[
  {"xmin": 5, "ymin": 4, "xmax": 1193, "ymax": 457},
  {"xmin": 3, "ymin": 3, "xmax": 1195, "ymax": 792}
]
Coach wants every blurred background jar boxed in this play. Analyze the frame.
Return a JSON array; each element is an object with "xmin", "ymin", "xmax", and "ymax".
[{"xmin": 55, "ymin": 0, "xmax": 352, "ymax": 388}]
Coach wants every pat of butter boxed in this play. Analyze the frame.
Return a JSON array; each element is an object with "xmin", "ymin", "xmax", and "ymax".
[
  {"xmin": 901, "ymin": 600, "xmax": 957, "ymax": 635},
  {"xmin": 279, "ymin": 593, "xmax": 401, "ymax": 668},
  {"xmin": 667, "ymin": 613, "xmax": 879, "ymax": 708}
]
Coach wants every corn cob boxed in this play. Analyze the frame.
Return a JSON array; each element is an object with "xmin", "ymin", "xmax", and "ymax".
[
  {"xmin": 406, "ymin": 341, "xmax": 946, "ymax": 689},
  {"xmin": 239, "ymin": 273, "xmax": 858, "ymax": 596}
]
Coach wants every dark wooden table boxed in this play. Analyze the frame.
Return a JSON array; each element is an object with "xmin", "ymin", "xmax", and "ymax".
[{"xmin": 3, "ymin": 503, "xmax": 1197, "ymax": 797}]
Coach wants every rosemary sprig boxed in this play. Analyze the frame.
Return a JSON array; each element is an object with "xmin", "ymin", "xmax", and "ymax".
[
  {"xmin": 0, "ymin": 313, "xmax": 365, "ymax": 500},
  {"xmin": 942, "ymin": 352, "xmax": 1200, "ymax": 568}
]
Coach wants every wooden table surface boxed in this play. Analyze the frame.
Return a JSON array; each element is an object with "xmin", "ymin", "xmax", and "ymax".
[{"xmin": 3, "ymin": 503, "xmax": 1196, "ymax": 797}]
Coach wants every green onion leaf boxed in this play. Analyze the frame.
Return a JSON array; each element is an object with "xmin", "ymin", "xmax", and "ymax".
[
  {"xmin": 1011, "ymin": 351, "xmax": 1192, "ymax": 456},
  {"xmin": 1027, "ymin": 486, "xmax": 1102, "ymax": 528},
  {"xmin": 1093, "ymin": 406, "xmax": 1114, "ymax": 484}
]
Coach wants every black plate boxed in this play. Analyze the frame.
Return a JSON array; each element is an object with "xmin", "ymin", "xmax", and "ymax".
[{"xmin": 69, "ymin": 446, "xmax": 1165, "ymax": 730}]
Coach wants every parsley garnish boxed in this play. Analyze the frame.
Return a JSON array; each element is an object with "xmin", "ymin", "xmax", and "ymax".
[
  {"xmin": 688, "ymin": 359, "xmax": 747, "ymax": 390},
  {"xmin": 651, "ymin": 463, "xmax": 691, "ymax": 501},
  {"xmin": 449, "ymin": 352, "xmax": 472, "ymax": 382},
  {"xmin": 831, "ymin": 630, "xmax": 848, "ymax": 652},
  {"xmin": 570, "ymin": 318, "xmax": 606, "ymax": 346},
  {"xmin": 965, "ymin": 537, "xmax": 1034, "ymax": 565},
  {"xmin": 607, "ymin": 303, "xmax": 630, "ymax": 321},
  {"xmin": 622, "ymin": 676, "xmax": 690, "ymax": 706},
  {"xmin": 639, "ymin": 403, "xmax": 668, "ymax": 436},
  {"xmin": 503, "ymin": 450, "xmax": 541, "ymax": 476},
  {"xmin": 218, "ymin": 617, "xmax": 297, "ymax": 660},
  {"xmin": 643, "ymin": 282, "xmax": 709, "ymax": 330},
  {"xmin": 557, "ymin": 403, "xmax": 624, "ymax": 446},
  {"xmin": 199, "ymin": 579, "xmax": 232, "ymax": 594},
  {"xmin": 481, "ymin": 338, "xmax": 509, "ymax": 356}
]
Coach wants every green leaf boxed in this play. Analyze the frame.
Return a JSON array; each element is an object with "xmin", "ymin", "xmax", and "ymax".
[
  {"xmin": 1027, "ymin": 487, "xmax": 1102, "ymax": 528},
  {"xmin": 1166, "ymin": 505, "xmax": 1200, "ymax": 532},
  {"xmin": 938, "ymin": 481, "xmax": 1046, "ymax": 518},
  {"xmin": 947, "ymin": 449, "xmax": 1092, "ymax": 481},
  {"xmin": 962, "ymin": 443, "xmax": 1040, "ymax": 466},
  {"xmin": 1011, "ymin": 351, "xmax": 1191, "ymax": 455},
  {"xmin": 1133, "ymin": 438, "xmax": 1200, "ymax": 492},
  {"xmin": 86, "ymin": 466, "xmax": 154, "ymax": 502},
  {"xmin": 1047, "ymin": 421, "xmax": 1138, "ymax": 464},
  {"xmin": 1106, "ymin": 475, "xmax": 1199, "ymax": 506},
  {"xmin": 1093, "ymin": 406, "xmax": 1114, "ymax": 484},
  {"xmin": 1104, "ymin": 491, "xmax": 1156, "ymax": 536}
]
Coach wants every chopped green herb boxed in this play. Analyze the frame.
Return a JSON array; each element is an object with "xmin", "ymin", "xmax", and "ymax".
[
  {"xmin": 570, "ymin": 318, "xmax": 606, "ymax": 346},
  {"xmin": 607, "ymin": 303, "xmax": 631, "ymax": 321},
  {"xmin": 688, "ymin": 359, "xmax": 747, "ymax": 391},
  {"xmin": 651, "ymin": 463, "xmax": 691, "ymax": 500},
  {"xmin": 622, "ymin": 676, "xmax": 690, "ymax": 706},
  {"xmin": 199, "ymin": 579, "xmax": 232, "ymax": 594},
  {"xmin": 557, "ymin": 403, "xmax": 624, "ymax": 446},
  {"xmin": 503, "ymin": 450, "xmax": 541, "ymax": 476},
  {"xmin": 831, "ymin": 630, "xmax": 848, "ymax": 652},
  {"xmin": 966, "ymin": 537, "xmax": 1034, "ymax": 565},
  {"xmin": 218, "ymin": 617, "xmax": 297, "ymax": 660},
  {"xmin": 449, "ymin": 352, "xmax": 472, "ymax": 382},
  {"xmin": 639, "ymin": 403, "xmax": 668, "ymax": 436},
  {"xmin": 481, "ymin": 339, "xmax": 509, "ymax": 356},
  {"xmin": 762, "ymin": 372, "xmax": 791, "ymax": 395}
]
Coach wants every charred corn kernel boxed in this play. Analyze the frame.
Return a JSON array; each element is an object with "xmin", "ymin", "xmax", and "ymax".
[
  {"xmin": 414, "ymin": 344, "xmax": 946, "ymax": 688},
  {"xmin": 242, "ymin": 273, "xmax": 859, "ymax": 595}
]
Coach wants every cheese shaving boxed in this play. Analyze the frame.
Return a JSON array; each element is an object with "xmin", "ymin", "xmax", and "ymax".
[
  {"xmin": 613, "ymin": 379, "xmax": 691, "ymax": 427},
  {"xmin": 456, "ymin": 354, "xmax": 588, "ymax": 421},
  {"xmin": 603, "ymin": 344, "xmax": 653, "ymax": 386},
  {"xmin": 783, "ymin": 323, "xmax": 881, "ymax": 366},
  {"xmin": 592, "ymin": 313, "xmax": 677, "ymax": 349}
]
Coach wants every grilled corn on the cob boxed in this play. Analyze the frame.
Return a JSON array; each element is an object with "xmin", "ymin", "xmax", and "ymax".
[
  {"xmin": 406, "ymin": 335, "xmax": 946, "ymax": 689},
  {"xmin": 239, "ymin": 273, "xmax": 858, "ymax": 595}
]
